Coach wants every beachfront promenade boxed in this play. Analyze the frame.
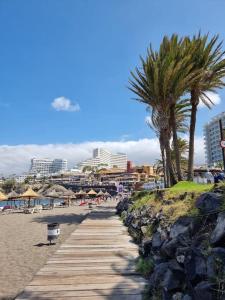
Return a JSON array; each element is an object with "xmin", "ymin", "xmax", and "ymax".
[{"xmin": 16, "ymin": 202, "xmax": 146, "ymax": 299}]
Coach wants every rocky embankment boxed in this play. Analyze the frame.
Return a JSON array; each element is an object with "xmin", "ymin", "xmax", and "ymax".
[{"xmin": 117, "ymin": 187, "xmax": 225, "ymax": 300}]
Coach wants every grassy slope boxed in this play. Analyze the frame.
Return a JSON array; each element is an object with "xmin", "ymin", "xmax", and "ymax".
[
  {"xmin": 131, "ymin": 181, "xmax": 214, "ymax": 224},
  {"xmin": 169, "ymin": 181, "xmax": 213, "ymax": 193}
]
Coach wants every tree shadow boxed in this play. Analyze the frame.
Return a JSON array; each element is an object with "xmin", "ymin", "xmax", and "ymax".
[{"xmin": 32, "ymin": 213, "xmax": 87, "ymax": 225}]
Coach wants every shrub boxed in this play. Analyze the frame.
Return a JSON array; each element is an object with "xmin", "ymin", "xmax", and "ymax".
[{"xmin": 136, "ymin": 257, "xmax": 154, "ymax": 277}]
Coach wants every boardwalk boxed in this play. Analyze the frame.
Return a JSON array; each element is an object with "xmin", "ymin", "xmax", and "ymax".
[{"xmin": 17, "ymin": 204, "xmax": 146, "ymax": 300}]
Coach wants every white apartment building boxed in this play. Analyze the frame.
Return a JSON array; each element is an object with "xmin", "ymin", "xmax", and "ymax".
[
  {"xmin": 204, "ymin": 112, "xmax": 225, "ymax": 167},
  {"xmin": 30, "ymin": 158, "xmax": 67, "ymax": 176},
  {"xmin": 79, "ymin": 148, "xmax": 127, "ymax": 170}
]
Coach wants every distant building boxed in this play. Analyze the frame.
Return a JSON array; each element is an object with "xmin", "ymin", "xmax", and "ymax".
[
  {"xmin": 204, "ymin": 112, "xmax": 225, "ymax": 167},
  {"xmin": 30, "ymin": 158, "xmax": 67, "ymax": 176},
  {"xmin": 127, "ymin": 161, "xmax": 133, "ymax": 173},
  {"xmin": 79, "ymin": 148, "xmax": 127, "ymax": 170}
]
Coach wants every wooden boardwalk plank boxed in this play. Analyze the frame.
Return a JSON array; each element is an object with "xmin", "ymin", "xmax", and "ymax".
[{"xmin": 16, "ymin": 203, "xmax": 145, "ymax": 300}]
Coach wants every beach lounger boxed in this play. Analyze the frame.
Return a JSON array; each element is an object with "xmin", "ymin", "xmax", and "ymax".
[
  {"xmin": 33, "ymin": 205, "xmax": 43, "ymax": 213},
  {"xmin": 24, "ymin": 208, "xmax": 35, "ymax": 214}
]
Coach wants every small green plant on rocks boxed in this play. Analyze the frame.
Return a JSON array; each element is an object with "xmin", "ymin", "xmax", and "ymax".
[
  {"xmin": 135, "ymin": 257, "xmax": 154, "ymax": 277},
  {"xmin": 120, "ymin": 210, "xmax": 127, "ymax": 221}
]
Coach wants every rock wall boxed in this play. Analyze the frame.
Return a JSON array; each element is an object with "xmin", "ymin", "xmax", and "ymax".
[{"xmin": 117, "ymin": 190, "xmax": 225, "ymax": 300}]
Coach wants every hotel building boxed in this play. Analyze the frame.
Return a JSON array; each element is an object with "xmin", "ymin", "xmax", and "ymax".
[
  {"xmin": 204, "ymin": 112, "xmax": 225, "ymax": 167},
  {"xmin": 30, "ymin": 158, "xmax": 68, "ymax": 176},
  {"xmin": 79, "ymin": 148, "xmax": 127, "ymax": 170}
]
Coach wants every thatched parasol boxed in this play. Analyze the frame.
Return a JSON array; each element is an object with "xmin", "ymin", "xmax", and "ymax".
[
  {"xmin": 61, "ymin": 190, "xmax": 77, "ymax": 206},
  {"xmin": 77, "ymin": 190, "xmax": 86, "ymax": 196},
  {"xmin": 45, "ymin": 184, "xmax": 69, "ymax": 195},
  {"xmin": 45, "ymin": 190, "xmax": 62, "ymax": 207},
  {"xmin": 104, "ymin": 191, "xmax": 111, "ymax": 197},
  {"xmin": 7, "ymin": 191, "xmax": 19, "ymax": 207},
  {"xmin": 97, "ymin": 190, "xmax": 104, "ymax": 196},
  {"xmin": 20, "ymin": 187, "xmax": 40, "ymax": 207},
  {"xmin": 0, "ymin": 191, "xmax": 7, "ymax": 201},
  {"xmin": 88, "ymin": 189, "xmax": 97, "ymax": 195}
]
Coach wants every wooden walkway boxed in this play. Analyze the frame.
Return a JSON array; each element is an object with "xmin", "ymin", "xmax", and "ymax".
[{"xmin": 16, "ymin": 204, "xmax": 146, "ymax": 299}]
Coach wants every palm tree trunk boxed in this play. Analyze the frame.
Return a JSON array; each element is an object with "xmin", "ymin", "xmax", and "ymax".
[
  {"xmin": 164, "ymin": 135, "xmax": 177, "ymax": 186},
  {"xmin": 160, "ymin": 143, "xmax": 167, "ymax": 187},
  {"xmin": 170, "ymin": 106, "xmax": 182, "ymax": 181},
  {"xmin": 159, "ymin": 133, "xmax": 167, "ymax": 187},
  {"xmin": 187, "ymin": 91, "xmax": 198, "ymax": 181}
]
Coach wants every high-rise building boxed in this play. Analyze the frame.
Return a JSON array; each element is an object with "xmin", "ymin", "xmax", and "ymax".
[
  {"xmin": 30, "ymin": 158, "xmax": 67, "ymax": 176},
  {"xmin": 204, "ymin": 112, "xmax": 225, "ymax": 167},
  {"xmin": 79, "ymin": 148, "xmax": 127, "ymax": 170}
]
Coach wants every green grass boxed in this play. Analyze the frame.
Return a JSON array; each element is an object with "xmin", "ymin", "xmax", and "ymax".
[
  {"xmin": 129, "ymin": 181, "xmax": 216, "ymax": 224},
  {"xmin": 136, "ymin": 257, "xmax": 154, "ymax": 276},
  {"xmin": 169, "ymin": 181, "xmax": 213, "ymax": 193}
]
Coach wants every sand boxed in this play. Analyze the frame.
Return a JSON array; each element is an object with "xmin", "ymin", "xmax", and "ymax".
[{"xmin": 0, "ymin": 205, "xmax": 88, "ymax": 299}]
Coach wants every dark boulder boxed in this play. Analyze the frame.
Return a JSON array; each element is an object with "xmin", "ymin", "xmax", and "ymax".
[
  {"xmin": 194, "ymin": 281, "xmax": 215, "ymax": 300},
  {"xmin": 161, "ymin": 234, "xmax": 191, "ymax": 258},
  {"xmin": 207, "ymin": 247, "xmax": 225, "ymax": 279},
  {"xmin": 140, "ymin": 239, "xmax": 152, "ymax": 257},
  {"xmin": 195, "ymin": 192, "xmax": 223, "ymax": 215},
  {"xmin": 116, "ymin": 198, "xmax": 130, "ymax": 214},
  {"xmin": 210, "ymin": 212, "xmax": 225, "ymax": 246},
  {"xmin": 184, "ymin": 248, "xmax": 207, "ymax": 284},
  {"xmin": 172, "ymin": 292, "xmax": 183, "ymax": 300},
  {"xmin": 168, "ymin": 259, "xmax": 184, "ymax": 273},
  {"xmin": 182, "ymin": 295, "xmax": 192, "ymax": 300},
  {"xmin": 152, "ymin": 232, "xmax": 163, "ymax": 250},
  {"xmin": 149, "ymin": 262, "xmax": 169, "ymax": 289},
  {"xmin": 124, "ymin": 212, "xmax": 133, "ymax": 226},
  {"xmin": 162, "ymin": 269, "xmax": 181, "ymax": 291},
  {"xmin": 170, "ymin": 216, "xmax": 199, "ymax": 239}
]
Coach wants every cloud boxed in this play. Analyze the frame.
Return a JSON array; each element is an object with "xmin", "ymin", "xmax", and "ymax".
[
  {"xmin": 51, "ymin": 97, "xmax": 80, "ymax": 112},
  {"xmin": 199, "ymin": 91, "xmax": 221, "ymax": 108},
  {"xmin": 145, "ymin": 116, "xmax": 152, "ymax": 127},
  {"xmin": 0, "ymin": 138, "xmax": 205, "ymax": 176}
]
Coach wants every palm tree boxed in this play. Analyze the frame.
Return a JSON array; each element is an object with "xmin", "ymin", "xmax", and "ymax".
[
  {"xmin": 129, "ymin": 35, "xmax": 195, "ymax": 185},
  {"xmin": 146, "ymin": 99, "xmax": 190, "ymax": 186},
  {"xmin": 186, "ymin": 33, "xmax": 225, "ymax": 180},
  {"xmin": 129, "ymin": 48, "xmax": 176, "ymax": 186},
  {"xmin": 171, "ymin": 138, "xmax": 189, "ymax": 174}
]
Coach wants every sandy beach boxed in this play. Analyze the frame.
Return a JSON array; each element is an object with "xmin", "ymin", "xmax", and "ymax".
[{"xmin": 0, "ymin": 205, "xmax": 88, "ymax": 300}]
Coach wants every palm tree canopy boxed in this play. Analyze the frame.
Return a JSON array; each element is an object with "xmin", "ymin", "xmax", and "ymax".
[
  {"xmin": 129, "ymin": 34, "xmax": 198, "ymax": 116},
  {"xmin": 185, "ymin": 33, "xmax": 225, "ymax": 107}
]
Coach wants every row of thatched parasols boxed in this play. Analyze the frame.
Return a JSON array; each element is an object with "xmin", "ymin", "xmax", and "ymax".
[{"xmin": 0, "ymin": 187, "xmax": 111, "ymax": 207}]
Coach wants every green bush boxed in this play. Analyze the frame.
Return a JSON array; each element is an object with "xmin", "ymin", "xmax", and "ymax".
[{"xmin": 136, "ymin": 257, "xmax": 154, "ymax": 277}]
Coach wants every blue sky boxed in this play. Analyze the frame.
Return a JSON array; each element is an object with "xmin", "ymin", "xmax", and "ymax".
[
  {"xmin": 0, "ymin": 0, "xmax": 224, "ymax": 145},
  {"xmin": 0, "ymin": 0, "xmax": 225, "ymax": 174}
]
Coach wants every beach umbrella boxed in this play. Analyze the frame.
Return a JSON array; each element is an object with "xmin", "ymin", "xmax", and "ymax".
[
  {"xmin": 97, "ymin": 190, "xmax": 104, "ymax": 196},
  {"xmin": 77, "ymin": 189, "xmax": 86, "ymax": 195},
  {"xmin": 104, "ymin": 191, "xmax": 111, "ymax": 197},
  {"xmin": 45, "ymin": 184, "xmax": 69, "ymax": 194},
  {"xmin": 0, "ymin": 191, "xmax": 7, "ymax": 201},
  {"xmin": 76, "ymin": 190, "xmax": 86, "ymax": 198},
  {"xmin": 45, "ymin": 190, "xmax": 62, "ymax": 207},
  {"xmin": 20, "ymin": 187, "xmax": 40, "ymax": 207},
  {"xmin": 7, "ymin": 191, "xmax": 19, "ymax": 207},
  {"xmin": 87, "ymin": 189, "xmax": 97, "ymax": 196},
  {"xmin": 62, "ymin": 190, "xmax": 76, "ymax": 198},
  {"xmin": 64, "ymin": 190, "xmax": 77, "ymax": 206}
]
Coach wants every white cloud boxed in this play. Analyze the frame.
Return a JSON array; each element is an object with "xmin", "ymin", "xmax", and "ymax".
[
  {"xmin": 145, "ymin": 116, "xmax": 152, "ymax": 126},
  {"xmin": 51, "ymin": 97, "xmax": 80, "ymax": 112},
  {"xmin": 199, "ymin": 91, "xmax": 221, "ymax": 108},
  {"xmin": 0, "ymin": 138, "xmax": 205, "ymax": 176}
]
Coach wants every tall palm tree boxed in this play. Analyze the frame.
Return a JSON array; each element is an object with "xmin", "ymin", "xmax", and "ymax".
[
  {"xmin": 186, "ymin": 33, "xmax": 225, "ymax": 180},
  {"xmin": 129, "ymin": 35, "xmax": 195, "ymax": 185},
  {"xmin": 146, "ymin": 99, "xmax": 190, "ymax": 186},
  {"xmin": 129, "ymin": 47, "xmax": 176, "ymax": 186}
]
